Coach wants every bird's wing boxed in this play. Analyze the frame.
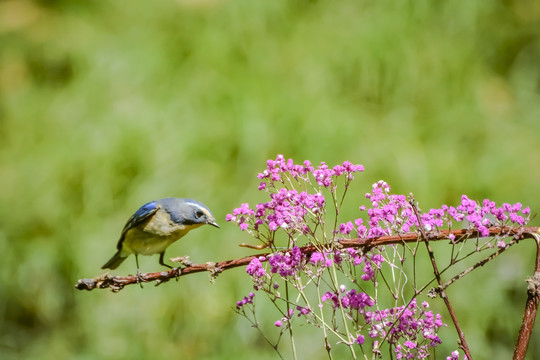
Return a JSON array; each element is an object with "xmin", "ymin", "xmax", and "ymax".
[{"xmin": 116, "ymin": 201, "xmax": 160, "ymax": 250}]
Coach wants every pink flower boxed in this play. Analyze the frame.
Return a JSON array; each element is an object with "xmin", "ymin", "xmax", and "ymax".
[
  {"xmin": 310, "ymin": 252, "xmax": 324, "ymax": 265},
  {"xmin": 246, "ymin": 258, "xmax": 266, "ymax": 278}
]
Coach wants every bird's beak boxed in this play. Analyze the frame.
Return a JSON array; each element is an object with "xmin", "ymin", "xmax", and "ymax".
[{"xmin": 208, "ymin": 220, "xmax": 220, "ymax": 228}]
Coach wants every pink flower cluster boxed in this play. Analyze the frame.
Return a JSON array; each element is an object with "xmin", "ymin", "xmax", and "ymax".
[
  {"xmin": 236, "ymin": 292, "xmax": 255, "ymax": 309},
  {"xmin": 321, "ymin": 288, "xmax": 374, "ymax": 310},
  {"xmin": 309, "ymin": 248, "xmax": 385, "ymax": 281},
  {"xmin": 246, "ymin": 257, "xmax": 266, "ymax": 278},
  {"xmin": 256, "ymin": 154, "xmax": 364, "ymax": 189},
  {"xmin": 273, "ymin": 306, "xmax": 312, "ymax": 328},
  {"xmin": 446, "ymin": 350, "xmax": 468, "ymax": 360},
  {"xmin": 245, "ymin": 247, "xmax": 306, "ymax": 286},
  {"xmin": 233, "ymin": 157, "xmax": 531, "ymax": 358},
  {"xmin": 268, "ymin": 246, "xmax": 304, "ymax": 278},
  {"xmin": 338, "ymin": 182, "xmax": 531, "ymax": 239},
  {"xmin": 339, "ymin": 181, "xmax": 416, "ymax": 238},
  {"xmin": 257, "ymin": 155, "xmax": 315, "ymax": 185},
  {"xmin": 360, "ymin": 252, "xmax": 384, "ymax": 281},
  {"xmin": 309, "ymin": 250, "xmax": 342, "ymax": 268},
  {"xmin": 448, "ymin": 196, "xmax": 529, "ymax": 236},
  {"xmin": 245, "ymin": 256, "xmax": 268, "ymax": 290},
  {"xmin": 227, "ymin": 156, "xmax": 364, "ymax": 235},
  {"xmin": 227, "ymin": 203, "xmax": 254, "ymax": 231},
  {"xmin": 226, "ymin": 189, "xmax": 325, "ymax": 233},
  {"xmin": 312, "ymin": 160, "xmax": 364, "ymax": 187},
  {"xmin": 365, "ymin": 299, "xmax": 445, "ymax": 359}
]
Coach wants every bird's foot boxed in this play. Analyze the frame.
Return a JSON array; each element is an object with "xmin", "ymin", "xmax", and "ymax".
[
  {"xmin": 136, "ymin": 269, "xmax": 145, "ymax": 288},
  {"xmin": 172, "ymin": 267, "xmax": 182, "ymax": 282}
]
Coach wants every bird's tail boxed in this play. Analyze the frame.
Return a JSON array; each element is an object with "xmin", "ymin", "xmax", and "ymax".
[{"xmin": 102, "ymin": 251, "xmax": 127, "ymax": 270}]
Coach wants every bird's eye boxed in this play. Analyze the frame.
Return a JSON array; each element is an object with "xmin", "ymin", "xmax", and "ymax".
[{"xmin": 196, "ymin": 210, "xmax": 204, "ymax": 218}]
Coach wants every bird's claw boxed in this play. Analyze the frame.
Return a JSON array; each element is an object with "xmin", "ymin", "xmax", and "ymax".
[{"xmin": 136, "ymin": 269, "xmax": 145, "ymax": 288}]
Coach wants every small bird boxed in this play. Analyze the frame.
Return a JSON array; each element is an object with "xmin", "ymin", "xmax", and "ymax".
[{"xmin": 102, "ymin": 197, "xmax": 219, "ymax": 271}]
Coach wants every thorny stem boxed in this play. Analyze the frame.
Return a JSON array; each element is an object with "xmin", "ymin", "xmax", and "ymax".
[
  {"xmin": 409, "ymin": 198, "xmax": 473, "ymax": 360},
  {"xmin": 76, "ymin": 227, "xmax": 540, "ymax": 292},
  {"xmin": 513, "ymin": 232, "xmax": 540, "ymax": 360}
]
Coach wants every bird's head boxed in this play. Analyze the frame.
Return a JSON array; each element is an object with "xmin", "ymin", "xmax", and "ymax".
[{"xmin": 159, "ymin": 197, "xmax": 220, "ymax": 229}]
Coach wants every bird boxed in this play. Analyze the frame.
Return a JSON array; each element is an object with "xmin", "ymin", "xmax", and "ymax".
[{"xmin": 102, "ymin": 197, "xmax": 219, "ymax": 272}]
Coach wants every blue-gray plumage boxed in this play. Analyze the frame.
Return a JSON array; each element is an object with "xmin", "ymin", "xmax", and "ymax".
[{"xmin": 102, "ymin": 198, "xmax": 219, "ymax": 270}]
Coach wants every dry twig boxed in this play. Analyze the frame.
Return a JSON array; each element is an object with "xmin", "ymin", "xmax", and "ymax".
[{"xmin": 76, "ymin": 226, "xmax": 539, "ymax": 293}]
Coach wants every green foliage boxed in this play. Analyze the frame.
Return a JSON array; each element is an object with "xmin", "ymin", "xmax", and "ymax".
[{"xmin": 0, "ymin": 0, "xmax": 539, "ymax": 359}]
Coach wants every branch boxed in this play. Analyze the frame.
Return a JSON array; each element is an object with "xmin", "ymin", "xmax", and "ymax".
[
  {"xmin": 75, "ymin": 226, "xmax": 540, "ymax": 292},
  {"xmin": 513, "ymin": 232, "xmax": 540, "ymax": 360}
]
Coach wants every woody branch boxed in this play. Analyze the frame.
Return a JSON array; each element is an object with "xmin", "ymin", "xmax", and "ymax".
[{"xmin": 76, "ymin": 226, "xmax": 539, "ymax": 292}]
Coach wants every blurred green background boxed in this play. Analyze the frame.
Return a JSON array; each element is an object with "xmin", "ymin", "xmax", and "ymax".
[{"xmin": 1, "ymin": 0, "xmax": 539, "ymax": 359}]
